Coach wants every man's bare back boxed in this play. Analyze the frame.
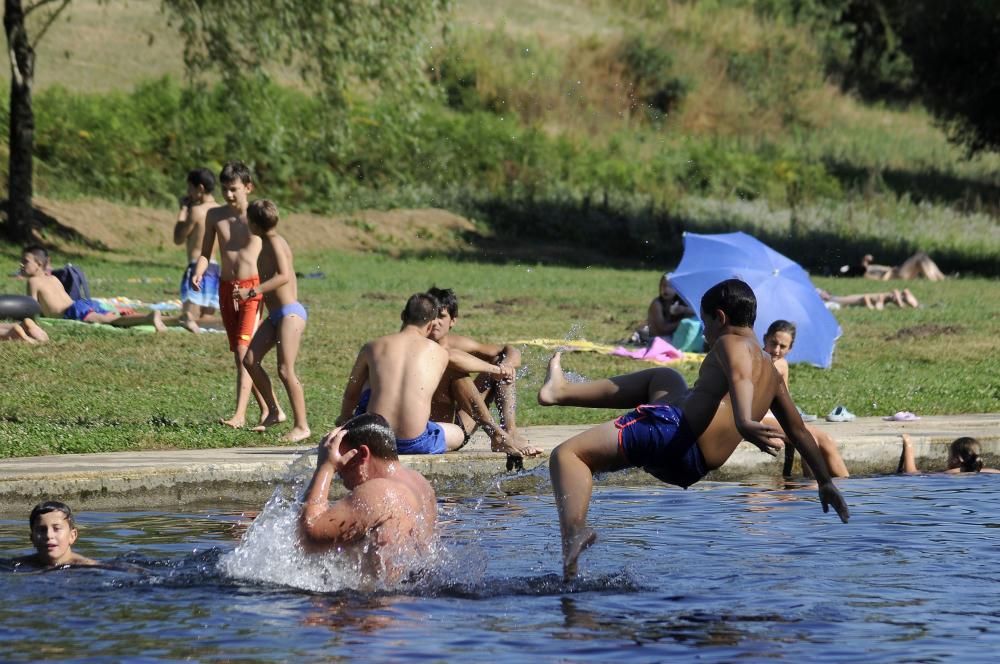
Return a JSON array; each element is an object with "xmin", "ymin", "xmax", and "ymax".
[
  {"xmin": 26, "ymin": 272, "xmax": 73, "ymax": 318},
  {"xmin": 364, "ymin": 331, "xmax": 449, "ymax": 440}
]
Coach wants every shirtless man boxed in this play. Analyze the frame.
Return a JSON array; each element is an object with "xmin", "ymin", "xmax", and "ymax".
[
  {"xmin": 20, "ymin": 246, "xmax": 166, "ymax": 331},
  {"xmin": 174, "ymin": 168, "xmax": 219, "ymax": 333},
  {"xmin": 191, "ymin": 161, "xmax": 270, "ymax": 429},
  {"xmin": 337, "ymin": 292, "xmax": 515, "ymax": 455},
  {"xmin": 426, "ymin": 287, "xmax": 541, "ymax": 461},
  {"xmin": 300, "ymin": 414, "xmax": 437, "ymax": 582},
  {"xmin": 539, "ymin": 279, "xmax": 849, "ymax": 580}
]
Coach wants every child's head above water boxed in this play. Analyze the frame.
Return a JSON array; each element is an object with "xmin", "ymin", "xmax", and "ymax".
[
  {"xmin": 948, "ymin": 437, "xmax": 984, "ymax": 473},
  {"xmin": 28, "ymin": 501, "xmax": 80, "ymax": 566},
  {"xmin": 764, "ymin": 319, "xmax": 797, "ymax": 361}
]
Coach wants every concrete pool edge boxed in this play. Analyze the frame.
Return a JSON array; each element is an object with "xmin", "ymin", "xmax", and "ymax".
[{"xmin": 1, "ymin": 414, "xmax": 997, "ymax": 511}]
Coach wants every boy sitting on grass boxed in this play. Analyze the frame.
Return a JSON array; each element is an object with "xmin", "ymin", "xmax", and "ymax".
[
  {"xmin": 11, "ymin": 501, "xmax": 97, "ymax": 569},
  {"xmin": 20, "ymin": 246, "xmax": 166, "ymax": 332},
  {"xmin": 234, "ymin": 199, "xmax": 311, "ymax": 443},
  {"xmin": 541, "ymin": 278, "xmax": 849, "ymax": 580}
]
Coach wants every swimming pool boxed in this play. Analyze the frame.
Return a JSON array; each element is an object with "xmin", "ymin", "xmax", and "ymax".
[{"xmin": 2, "ymin": 470, "xmax": 998, "ymax": 661}]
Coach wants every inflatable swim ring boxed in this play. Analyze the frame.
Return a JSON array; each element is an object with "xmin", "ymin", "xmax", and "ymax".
[{"xmin": 0, "ymin": 294, "xmax": 41, "ymax": 321}]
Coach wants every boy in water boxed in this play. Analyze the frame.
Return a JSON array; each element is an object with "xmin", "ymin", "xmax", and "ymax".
[
  {"xmin": 234, "ymin": 199, "xmax": 310, "ymax": 443},
  {"xmin": 191, "ymin": 161, "xmax": 270, "ymax": 429},
  {"xmin": 540, "ymin": 279, "xmax": 849, "ymax": 580},
  {"xmin": 425, "ymin": 287, "xmax": 540, "ymax": 459},
  {"xmin": 174, "ymin": 168, "xmax": 220, "ymax": 333},
  {"xmin": 300, "ymin": 414, "xmax": 437, "ymax": 582},
  {"xmin": 20, "ymin": 246, "xmax": 167, "ymax": 331},
  {"xmin": 337, "ymin": 292, "xmax": 516, "ymax": 455},
  {"xmin": 12, "ymin": 501, "xmax": 97, "ymax": 569}
]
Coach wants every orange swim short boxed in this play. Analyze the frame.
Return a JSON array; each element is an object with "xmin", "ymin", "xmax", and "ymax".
[{"xmin": 219, "ymin": 276, "xmax": 263, "ymax": 351}]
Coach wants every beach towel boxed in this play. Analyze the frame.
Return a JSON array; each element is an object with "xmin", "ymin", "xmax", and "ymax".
[
  {"xmin": 511, "ymin": 338, "xmax": 705, "ymax": 366},
  {"xmin": 611, "ymin": 336, "xmax": 685, "ymax": 362}
]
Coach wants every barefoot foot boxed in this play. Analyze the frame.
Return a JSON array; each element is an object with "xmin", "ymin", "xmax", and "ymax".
[
  {"xmin": 563, "ymin": 527, "xmax": 597, "ymax": 581},
  {"xmin": 220, "ymin": 417, "xmax": 245, "ymax": 429},
  {"xmin": 538, "ymin": 352, "xmax": 566, "ymax": 406},
  {"xmin": 280, "ymin": 426, "xmax": 311, "ymax": 443},
  {"xmin": 252, "ymin": 410, "xmax": 287, "ymax": 432},
  {"xmin": 489, "ymin": 430, "xmax": 543, "ymax": 458}
]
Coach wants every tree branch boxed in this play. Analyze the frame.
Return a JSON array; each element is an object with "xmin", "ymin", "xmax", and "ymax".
[
  {"xmin": 23, "ymin": 0, "xmax": 65, "ymax": 18},
  {"xmin": 29, "ymin": 0, "xmax": 72, "ymax": 48}
]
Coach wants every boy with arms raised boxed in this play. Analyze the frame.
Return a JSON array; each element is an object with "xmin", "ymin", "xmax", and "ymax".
[
  {"xmin": 20, "ymin": 246, "xmax": 167, "ymax": 331},
  {"xmin": 12, "ymin": 501, "xmax": 97, "ymax": 569},
  {"xmin": 174, "ymin": 167, "xmax": 220, "ymax": 333},
  {"xmin": 191, "ymin": 161, "xmax": 269, "ymax": 429},
  {"xmin": 234, "ymin": 199, "xmax": 310, "ymax": 443},
  {"xmin": 426, "ymin": 287, "xmax": 540, "ymax": 460},
  {"xmin": 300, "ymin": 414, "xmax": 437, "ymax": 582},
  {"xmin": 541, "ymin": 279, "xmax": 849, "ymax": 580},
  {"xmin": 337, "ymin": 292, "xmax": 516, "ymax": 455}
]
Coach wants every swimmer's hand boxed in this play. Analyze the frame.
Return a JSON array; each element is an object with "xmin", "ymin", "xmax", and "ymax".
[
  {"xmin": 318, "ymin": 427, "xmax": 358, "ymax": 473},
  {"xmin": 818, "ymin": 481, "xmax": 850, "ymax": 523},
  {"xmin": 737, "ymin": 420, "xmax": 786, "ymax": 457}
]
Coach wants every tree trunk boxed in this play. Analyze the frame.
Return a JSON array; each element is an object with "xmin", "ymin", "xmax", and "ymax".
[{"xmin": 4, "ymin": 0, "xmax": 36, "ymax": 243}]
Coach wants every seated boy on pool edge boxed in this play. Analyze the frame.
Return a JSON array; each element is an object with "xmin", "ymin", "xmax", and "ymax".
[
  {"xmin": 545, "ymin": 278, "xmax": 849, "ymax": 580},
  {"xmin": 12, "ymin": 501, "xmax": 97, "ymax": 569}
]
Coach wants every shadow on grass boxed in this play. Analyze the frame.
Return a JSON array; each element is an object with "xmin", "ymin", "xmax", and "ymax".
[
  {"xmin": 1, "ymin": 200, "xmax": 109, "ymax": 254},
  {"xmin": 392, "ymin": 196, "xmax": 1000, "ymax": 277},
  {"xmin": 826, "ymin": 162, "xmax": 1000, "ymax": 212}
]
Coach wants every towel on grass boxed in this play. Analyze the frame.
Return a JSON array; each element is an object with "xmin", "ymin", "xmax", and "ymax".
[{"xmin": 511, "ymin": 338, "xmax": 704, "ymax": 366}]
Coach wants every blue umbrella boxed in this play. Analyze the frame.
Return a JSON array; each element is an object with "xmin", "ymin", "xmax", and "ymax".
[{"xmin": 667, "ymin": 231, "xmax": 842, "ymax": 368}]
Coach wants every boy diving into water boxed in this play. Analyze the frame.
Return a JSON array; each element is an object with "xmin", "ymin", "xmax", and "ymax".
[{"xmin": 540, "ymin": 278, "xmax": 849, "ymax": 580}]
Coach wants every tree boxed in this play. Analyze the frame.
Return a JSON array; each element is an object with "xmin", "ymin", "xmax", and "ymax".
[
  {"xmin": 3, "ymin": 0, "xmax": 71, "ymax": 243},
  {"xmin": 2, "ymin": 0, "xmax": 449, "ymax": 241},
  {"xmin": 162, "ymin": 0, "xmax": 450, "ymax": 106}
]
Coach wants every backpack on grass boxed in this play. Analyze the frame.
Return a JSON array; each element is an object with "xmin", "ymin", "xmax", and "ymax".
[{"xmin": 51, "ymin": 264, "xmax": 91, "ymax": 301}]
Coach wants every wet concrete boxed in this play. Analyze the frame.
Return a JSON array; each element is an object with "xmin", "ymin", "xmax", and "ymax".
[{"xmin": 0, "ymin": 414, "xmax": 997, "ymax": 512}]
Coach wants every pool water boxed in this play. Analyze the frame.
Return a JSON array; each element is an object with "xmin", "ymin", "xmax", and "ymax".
[{"xmin": 2, "ymin": 470, "xmax": 999, "ymax": 661}]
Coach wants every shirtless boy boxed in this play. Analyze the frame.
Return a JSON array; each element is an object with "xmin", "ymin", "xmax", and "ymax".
[
  {"xmin": 20, "ymin": 246, "xmax": 166, "ymax": 331},
  {"xmin": 426, "ymin": 287, "xmax": 540, "ymax": 460},
  {"xmin": 300, "ymin": 414, "xmax": 437, "ymax": 582},
  {"xmin": 337, "ymin": 292, "xmax": 515, "ymax": 455},
  {"xmin": 539, "ymin": 279, "xmax": 849, "ymax": 580},
  {"xmin": 12, "ymin": 501, "xmax": 97, "ymax": 569},
  {"xmin": 191, "ymin": 161, "xmax": 269, "ymax": 429},
  {"xmin": 174, "ymin": 168, "xmax": 219, "ymax": 333},
  {"xmin": 235, "ymin": 199, "xmax": 310, "ymax": 443}
]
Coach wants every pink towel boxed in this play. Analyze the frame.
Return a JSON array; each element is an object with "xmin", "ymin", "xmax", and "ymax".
[{"xmin": 611, "ymin": 336, "xmax": 684, "ymax": 362}]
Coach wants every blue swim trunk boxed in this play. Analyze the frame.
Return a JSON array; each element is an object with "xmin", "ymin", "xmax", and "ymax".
[
  {"xmin": 181, "ymin": 262, "xmax": 220, "ymax": 309},
  {"xmin": 266, "ymin": 301, "xmax": 308, "ymax": 326},
  {"xmin": 353, "ymin": 388, "xmax": 371, "ymax": 418},
  {"xmin": 616, "ymin": 403, "xmax": 707, "ymax": 488},
  {"xmin": 396, "ymin": 422, "xmax": 447, "ymax": 455},
  {"xmin": 63, "ymin": 298, "xmax": 112, "ymax": 322}
]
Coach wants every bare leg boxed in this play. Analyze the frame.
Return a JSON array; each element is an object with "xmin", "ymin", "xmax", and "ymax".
[
  {"xmin": 222, "ymin": 345, "xmax": 268, "ymax": 428},
  {"xmin": 243, "ymin": 322, "xmax": 287, "ymax": 432},
  {"xmin": 550, "ymin": 421, "xmax": 629, "ymax": 580},
  {"xmin": 1, "ymin": 323, "xmax": 32, "ymax": 342},
  {"xmin": 274, "ymin": 315, "xmax": 309, "ymax": 443},
  {"xmin": 452, "ymin": 377, "xmax": 539, "ymax": 457},
  {"xmin": 178, "ymin": 301, "xmax": 201, "ymax": 333},
  {"xmin": 902, "ymin": 288, "xmax": 919, "ymax": 308},
  {"xmin": 897, "ymin": 252, "xmax": 945, "ymax": 281},
  {"xmin": 21, "ymin": 318, "xmax": 49, "ymax": 342},
  {"xmin": 803, "ymin": 425, "xmax": 849, "ymax": 478},
  {"xmin": 89, "ymin": 309, "xmax": 168, "ymax": 332},
  {"xmin": 538, "ymin": 352, "xmax": 688, "ymax": 408}
]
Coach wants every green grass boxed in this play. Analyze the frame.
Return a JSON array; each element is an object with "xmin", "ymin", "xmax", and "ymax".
[{"xmin": 2, "ymin": 248, "xmax": 997, "ymax": 458}]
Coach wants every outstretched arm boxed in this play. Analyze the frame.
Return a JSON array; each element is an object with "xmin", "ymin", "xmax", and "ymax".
[
  {"xmin": 771, "ymin": 385, "xmax": 850, "ymax": 523},
  {"xmin": 448, "ymin": 349, "xmax": 515, "ymax": 382},
  {"xmin": 336, "ymin": 347, "xmax": 370, "ymax": 426}
]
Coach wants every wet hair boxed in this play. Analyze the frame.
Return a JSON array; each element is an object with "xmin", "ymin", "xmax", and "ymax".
[
  {"xmin": 765, "ymin": 320, "xmax": 797, "ymax": 345},
  {"xmin": 341, "ymin": 413, "xmax": 398, "ymax": 461},
  {"xmin": 400, "ymin": 292, "xmax": 441, "ymax": 326},
  {"xmin": 248, "ymin": 199, "xmax": 279, "ymax": 231},
  {"xmin": 949, "ymin": 437, "xmax": 984, "ymax": 473},
  {"xmin": 700, "ymin": 279, "xmax": 756, "ymax": 328},
  {"xmin": 186, "ymin": 167, "xmax": 216, "ymax": 193},
  {"xmin": 22, "ymin": 245, "xmax": 49, "ymax": 266},
  {"xmin": 219, "ymin": 160, "xmax": 253, "ymax": 186},
  {"xmin": 427, "ymin": 286, "xmax": 458, "ymax": 318},
  {"xmin": 29, "ymin": 501, "xmax": 75, "ymax": 530}
]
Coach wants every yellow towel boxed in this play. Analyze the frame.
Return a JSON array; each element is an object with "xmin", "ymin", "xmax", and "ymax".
[{"xmin": 511, "ymin": 338, "xmax": 705, "ymax": 366}]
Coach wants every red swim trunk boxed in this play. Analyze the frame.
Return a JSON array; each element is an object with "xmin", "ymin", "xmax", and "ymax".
[{"xmin": 219, "ymin": 276, "xmax": 263, "ymax": 351}]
